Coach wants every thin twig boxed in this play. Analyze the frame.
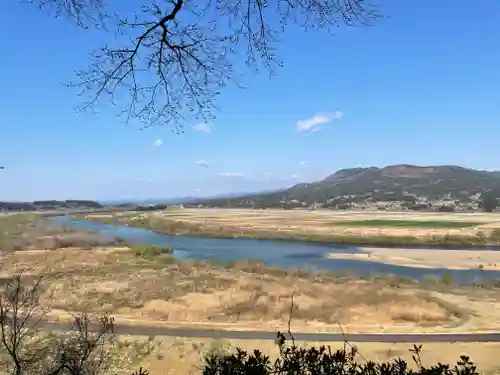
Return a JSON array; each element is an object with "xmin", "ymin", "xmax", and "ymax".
[
  {"xmin": 287, "ymin": 291, "xmax": 296, "ymax": 345},
  {"xmin": 26, "ymin": 0, "xmax": 381, "ymax": 129},
  {"xmin": 335, "ymin": 317, "xmax": 366, "ymax": 362}
]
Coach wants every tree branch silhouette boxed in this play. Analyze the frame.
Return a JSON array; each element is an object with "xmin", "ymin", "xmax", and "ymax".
[
  {"xmin": 23, "ymin": 0, "xmax": 107, "ymax": 28},
  {"xmin": 26, "ymin": 0, "xmax": 381, "ymax": 129}
]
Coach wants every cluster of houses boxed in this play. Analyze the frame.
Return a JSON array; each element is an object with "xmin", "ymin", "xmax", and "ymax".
[{"xmin": 297, "ymin": 193, "xmax": 483, "ymax": 212}]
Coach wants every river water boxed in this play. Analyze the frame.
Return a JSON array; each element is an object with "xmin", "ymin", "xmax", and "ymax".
[{"xmin": 49, "ymin": 215, "xmax": 500, "ymax": 284}]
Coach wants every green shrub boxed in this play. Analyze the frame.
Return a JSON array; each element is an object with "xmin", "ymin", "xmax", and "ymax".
[
  {"xmin": 441, "ymin": 273, "xmax": 455, "ymax": 286},
  {"xmin": 131, "ymin": 244, "xmax": 174, "ymax": 262}
]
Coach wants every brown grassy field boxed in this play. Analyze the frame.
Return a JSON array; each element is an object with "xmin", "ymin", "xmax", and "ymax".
[
  {"xmin": 3, "ymin": 213, "xmax": 500, "ymax": 375},
  {"xmin": 6, "ymin": 332, "xmax": 500, "ymax": 375},
  {"xmin": 3, "ymin": 244, "xmax": 500, "ymax": 335},
  {"xmin": 4, "ymin": 212, "xmax": 500, "ymax": 375},
  {"xmin": 88, "ymin": 208, "xmax": 500, "ymax": 270},
  {"xmin": 0, "ymin": 247, "xmax": 467, "ymax": 333},
  {"xmin": 0, "ymin": 213, "xmax": 126, "ymax": 251},
  {"xmin": 135, "ymin": 336, "xmax": 500, "ymax": 375},
  {"xmin": 88, "ymin": 208, "xmax": 500, "ymax": 246},
  {"xmin": 155, "ymin": 208, "xmax": 500, "ymax": 237}
]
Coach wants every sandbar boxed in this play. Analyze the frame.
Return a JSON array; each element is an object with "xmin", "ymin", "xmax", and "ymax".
[{"xmin": 327, "ymin": 247, "xmax": 500, "ymax": 270}]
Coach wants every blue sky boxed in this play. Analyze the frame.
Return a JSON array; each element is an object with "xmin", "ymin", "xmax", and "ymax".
[{"xmin": 1, "ymin": 0, "xmax": 499, "ymax": 201}]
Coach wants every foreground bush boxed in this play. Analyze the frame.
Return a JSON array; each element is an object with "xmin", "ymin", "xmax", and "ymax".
[
  {"xmin": 201, "ymin": 334, "xmax": 479, "ymax": 375},
  {"xmin": 200, "ymin": 332, "xmax": 479, "ymax": 375}
]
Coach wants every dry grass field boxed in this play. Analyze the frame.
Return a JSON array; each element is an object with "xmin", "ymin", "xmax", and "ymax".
[
  {"xmin": 3, "ymin": 246, "xmax": 500, "ymax": 335},
  {"xmin": 0, "ymin": 247, "xmax": 463, "ymax": 333},
  {"xmin": 95, "ymin": 208, "xmax": 500, "ymax": 247},
  {"xmin": 85, "ymin": 208, "xmax": 500, "ymax": 270},
  {"xmin": 154, "ymin": 208, "xmax": 500, "ymax": 238},
  {"xmin": 6, "ymin": 332, "xmax": 500, "ymax": 375},
  {"xmin": 4, "ymin": 212, "xmax": 500, "ymax": 375},
  {"xmin": 135, "ymin": 336, "xmax": 500, "ymax": 375}
]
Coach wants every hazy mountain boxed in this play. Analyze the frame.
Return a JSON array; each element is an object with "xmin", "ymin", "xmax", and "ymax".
[{"xmin": 101, "ymin": 190, "xmax": 281, "ymax": 206}]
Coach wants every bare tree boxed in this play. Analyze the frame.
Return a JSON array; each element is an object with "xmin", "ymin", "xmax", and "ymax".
[
  {"xmin": 0, "ymin": 275, "xmax": 47, "ymax": 375},
  {"xmin": 24, "ymin": 0, "xmax": 381, "ymax": 130},
  {"xmin": 0, "ymin": 274, "xmax": 115, "ymax": 375},
  {"xmin": 47, "ymin": 314, "xmax": 115, "ymax": 375}
]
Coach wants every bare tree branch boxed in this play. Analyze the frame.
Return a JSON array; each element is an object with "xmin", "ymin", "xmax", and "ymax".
[
  {"xmin": 0, "ymin": 274, "xmax": 115, "ymax": 375},
  {"xmin": 23, "ymin": 0, "xmax": 107, "ymax": 29},
  {"xmin": 0, "ymin": 274, "xmax": 48, "ymax": 375},
  {"xmin": 287, "ymin": 291, "xmax": 296, "ymax": 346},
  {"xmin": 48, "ymin": 313, "xmax": 115, "ymax": 375},
  {"xmin": 25, "ymin": 0, "xmax": 381, "ymax": 129}
]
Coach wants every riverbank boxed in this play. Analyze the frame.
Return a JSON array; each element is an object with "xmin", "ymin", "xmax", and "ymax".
[
  {"xmin": 328, "ymin": 247, "xmax": 500, "ymax": 271},
  {"xmin": 7, "ymin": 212, "xmax": 500, "ymax": 337},
  {"xmin": 77, "ymin": 211, "xmax": 500, "ymax": 248},
  {"xmin": 0, "ymin": 245, "xmax": 492, "ymax": 335},
  {"xmin": 8, "ymin": 243, "xmax": 500, "ymax": 336}
]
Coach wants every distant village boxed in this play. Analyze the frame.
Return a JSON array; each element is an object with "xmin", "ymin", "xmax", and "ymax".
[
  {"xmin": 286, "ymin": 192, "xmax": 484, "ymax": 212},
  {"xmin": 175, "ymin": 192, "xmax": 495, "ymax": 212}
]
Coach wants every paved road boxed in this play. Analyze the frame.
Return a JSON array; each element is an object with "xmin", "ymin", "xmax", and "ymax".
[{"xmin": 38, "ymin": 322, "xmax": 500, "ymax": 343}]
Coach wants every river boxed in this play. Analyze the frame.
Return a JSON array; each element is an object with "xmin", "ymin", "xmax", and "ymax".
[{"xmin": 49, "ymin": 215, "xmax": 500, "ymax": 284}]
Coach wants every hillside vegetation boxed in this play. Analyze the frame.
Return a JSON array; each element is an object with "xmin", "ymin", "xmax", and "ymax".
[{"xmin": 193, "ymin": 164, "xmax": 500, "ymax": 208}]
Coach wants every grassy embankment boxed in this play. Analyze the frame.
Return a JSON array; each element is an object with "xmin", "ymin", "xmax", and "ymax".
[
  {"xmin": 0, "ymin": 213, "xmax": 173, "ymax": 257},
  {"xmin": 0, "ymin": 213, "xmax": 128, "ymax": 251},
  {"xmin": 79, "ymin": 213, "xmax": 500, "ymax": 247}
]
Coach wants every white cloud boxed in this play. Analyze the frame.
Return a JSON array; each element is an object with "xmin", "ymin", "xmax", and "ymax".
[
  {"xmin": 299, "ymin": 161, "xmax": 308, "ymax": 165},
  {"xmin": 153, "ymin": 139, "xmax": 163, "ymax": 147},
  {"xmin": 193, "ymin": 123, "xmax": 212, "ymax": 133},
  {"xmin": 333, "ymin": 111, "xmax": 344, "ymax": 119},
  {"xmin": 219, "ymin": 172, "xmax": 244, "ymax": 177},
  {"xmin": 291, "ymin": 174, "xmax": 300, "ymax": 179},
  {"xmin": 296, "ymin": 111, "xmax": 343, "ymax": 134},
  {"xmin": 195, "ymin": 188, "xmax": 201, "ymax": 192},
  {"xmin": 195, "ymin": 160, "xmax": 210, "ymax": 168}
]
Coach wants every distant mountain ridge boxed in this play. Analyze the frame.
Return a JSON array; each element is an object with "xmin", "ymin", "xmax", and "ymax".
[
  {"xmin": 197, "ymin": 164, "xmax": 500, "ymax": 208},
  {"xmin": 100, "ymin": 190, "xmax": 276, "ymax": 206},
  {"xmin": 0, "ymin": 200, "xmax": 103, "ymax": 212}
]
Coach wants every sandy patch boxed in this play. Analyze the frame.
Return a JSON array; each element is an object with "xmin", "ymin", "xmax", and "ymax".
[{"xmin": 327, "ymin": 247, "xmax": 500, "ymax": 270}]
